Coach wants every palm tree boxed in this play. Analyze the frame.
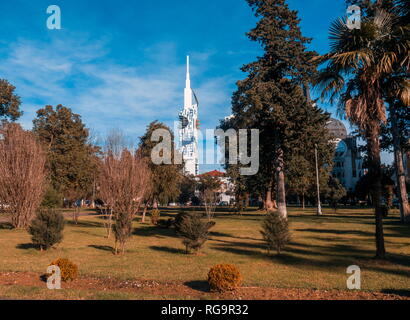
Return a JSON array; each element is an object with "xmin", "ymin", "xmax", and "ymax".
[
  {"xmin": 314, "ymin": 7, "xmax": 409, "ymax": 259},
  {"xmin": 381, "ymin": 0, "xmax": 410, "ymax": 222}
]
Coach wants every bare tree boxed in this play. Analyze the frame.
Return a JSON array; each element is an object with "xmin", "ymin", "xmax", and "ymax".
[
  {"xmin": 98, "ymin": 149, "xmax": 151, "ymax": 253},
  {"xmin": 0, "ymin": 123, "xmax": 46, "ymax": 228},
  {"xmin": 198, "ymin": 175, "xmax": 221, "ymax": 221}
]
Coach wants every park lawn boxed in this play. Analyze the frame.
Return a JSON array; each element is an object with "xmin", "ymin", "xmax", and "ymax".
[{"xmin": 0, "ymin": 206, "xmax": 409, "ymax": 299}]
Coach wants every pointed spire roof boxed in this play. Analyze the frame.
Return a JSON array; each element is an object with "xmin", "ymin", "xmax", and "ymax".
[{"xmin": 185, "ymin": 55, "xmax": 191, "ymax": 89}]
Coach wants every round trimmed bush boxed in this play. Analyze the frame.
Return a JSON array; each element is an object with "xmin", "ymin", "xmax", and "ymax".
[
  {"xmin": 49, "ymin": 258, "xmax": 78, "ymax": 282},
  {"xmin": 207, "ymin": 264, "xmax": 242, "ymax": 292}
]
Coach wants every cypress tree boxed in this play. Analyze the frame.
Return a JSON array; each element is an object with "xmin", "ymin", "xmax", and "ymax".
[{"xmin": 221, "ymin": 0, "xmax": 333, "ymax": 217}]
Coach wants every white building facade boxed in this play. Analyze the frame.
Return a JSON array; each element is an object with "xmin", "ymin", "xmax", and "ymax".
[
  {"xmin": 326, "ymin": 118, "xmax": 365, "ymax": 193},
  {"xmin": 178, "ymin": 56, "xmax": 199, "ymax": 176}
]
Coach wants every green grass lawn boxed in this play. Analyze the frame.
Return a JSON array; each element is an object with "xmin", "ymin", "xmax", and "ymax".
[{"xmin": 0, "ymin": 206, "xmax": 409, "ymax": 299}]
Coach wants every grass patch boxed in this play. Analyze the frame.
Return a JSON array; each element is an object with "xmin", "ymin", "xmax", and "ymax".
[{"xmin": 0, "ymin": 206, "xmax": 409, "ymax": 299}]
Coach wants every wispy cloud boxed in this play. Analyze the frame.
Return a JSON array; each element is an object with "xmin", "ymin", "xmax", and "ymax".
[{"xmin": 0, "ymin": 35, "xmax": 233, "ymax": 142}]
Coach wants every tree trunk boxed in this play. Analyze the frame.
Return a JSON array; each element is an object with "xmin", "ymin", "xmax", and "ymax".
[
  {"xmin": 265, "ymin": 188, "xmax": 275, "ymax": 211},
  {"xmin": 153, "ymin": 199, "xmax": 159, "ymax": 209},
  {"xmin": 106, "ymin": 209, "xmax": 113, "ymax": 238},
  {"xmin": 391, "ymin": 105, "xmax": 410, "ymax": 222},
  {"xmin": 276, "ymin": 147, "xmax": 287, "ymax": 219},
  {"xmin": 302, "ymin": 193, "xmax": 305, "ymax": 210},
  {"xmin": 367, "ymin": 124, "xmax": 386, "ymax": 259},
  {"xmin": 142, "ymin": 202, "xmax": 149, "ymax": 223}
]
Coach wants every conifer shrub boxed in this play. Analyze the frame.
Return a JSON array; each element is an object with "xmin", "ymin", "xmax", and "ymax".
[
  {"xmin": 28, "ymin": 209, "xmax": 64, "ymax": 251},
  {"xmin": 207, "ymin": 264, "xmax": 242, "ymax": 292},
  {"xmin": 48, "ymin": 258, "xmax": 78, "ymax": 282},
  {"xmin": 173, "ymin": 210, "xmax": 190, "ymax": 231},
  {"xmin": 150, "ymin": 209, "xmax": 160, "ymax": 225},
  {"xmin": 175, "ymin": 211, "xmax": 215, "ymax": 253},
  {"xmin": 261, "ymin": 212, "xmax": 291, "ymax": 255},
  {"xmin": 41, "ymin": 186, "xmax": 63, "ymax": 208}
]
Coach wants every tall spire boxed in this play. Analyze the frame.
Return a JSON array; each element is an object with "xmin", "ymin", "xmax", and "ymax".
[
  {"xmin": 185, "ymin": 55, "xmax": 191, "ymax": 89},
  {"xmin": 184, "ymin": 55, "xmax": 192, "ymax": 108}
]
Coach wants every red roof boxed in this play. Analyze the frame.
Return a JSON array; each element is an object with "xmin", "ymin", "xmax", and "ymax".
[{"xmin": 198, "ymin": 170, "xmax": 226, "ymax": 178}]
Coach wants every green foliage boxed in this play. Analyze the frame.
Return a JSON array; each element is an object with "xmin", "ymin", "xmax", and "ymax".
[
  {"xmin": 0, "ymin": 79, "xmax": 22, "ymax": 121},
  {"xmin": 32, "ymin": 105, "xmax": 99, "ymax": 200},
  {"xmin": 178, "ymin": 175, "xmax": 197, "ymax": 204},
  {"xmin": 207, "ymin": 264, "xmax": 243, "ymax": 292},
  {"xmin": 355, "ymin": 167, "xmax": 395, "ymax": 204},
  {"xmin": 219, "ymin": 0, "xmax": 333, "ymax": 212},
  {"xmin": 49, "ymin": 258, "xmax": 78, "ymax": 282},
  {"xmin": 175, "ymin": 211, "xmax": 215, "ymax": 254},
  {"xmin": 41, "ymin": 185, "xmax": 63, "ymax": 208},
  {"xmin": 28, "ymin": 209, "xmax": 65, "ymax": 250},
  {"xmin": 150, "ymin": 209, "xmax": 160, "ymax": 225},
  {"xmin": 261, "ymin": 212, "xmax": 291, "ymax": 255},
  {"xmin": 323, "ymin": 176, "xmax": 347, "ymax": 212},
  {"xmin": 138, "ymin": 121, "xmax": 183, "ymax": 205},
  {"xmin": 197, "ymin": 175, "xmax": 221, "ymax": 193}
]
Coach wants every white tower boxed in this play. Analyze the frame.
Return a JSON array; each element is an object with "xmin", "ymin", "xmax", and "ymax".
[{"xmin": 179, "ymin": 56, "xmax": 199, "ymax": 176}]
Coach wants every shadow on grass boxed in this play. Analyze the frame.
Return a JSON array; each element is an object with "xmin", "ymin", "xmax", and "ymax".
[
  {"xmin": 134, "ymin": 225, "xmax": 177, "ymax": 238},
  {"xmin": 209, "ymin": 231, "xmax": 234, "ymax": 238},
  {"xmin": 184, "ymin": 280, "xmax": 210, "ymax": 293},
  {"xmin": 0, "ymin": 222, "xmax": 13, "ymax": 230},
  {"xmin": 16, "ymin": 243, "xmax": 38, "ymax": 250},
  {"xmin": 212, "ymin": 238, "xmax": 410, "ymax": 277},
  {"xmin": 88, "ymin": 245, "xmax": 114, "ymax": 253},
  {"xmin": 296, "ymin": 228, "xmax": 373, "ymax": 237},
  {"xmin": 150, "ymin": 245, "xmax": 184, "ymax": 254},
  {"xmin": 66, "ymin": 220, "xmax": 104, "ymax": 228}
]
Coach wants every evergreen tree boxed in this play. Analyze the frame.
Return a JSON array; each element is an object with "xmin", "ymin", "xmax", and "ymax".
[
  {"xmin": 221, "ymin": 0, "xmax": 332, "ymax": 218},
  {"xmin": 178, "ymin": 175, "xmax": 197, "ymax": 204},
  {"xmin": 261, "ymin": 211, "xmax": 291, "ymax": 255},
  {"xmin": 0, "ymin": 79, "xmax": 22, "ymax": 121},
  {"xmin": 29, "ymin": 209, "xmax": 65, "ymax": 251},
  {"xmin": 138, "ymin": 121, "xmax": 183, "ymax": 207},
  {"xmin": 41, "ymin": 185, "xmax": 64, "ymax": 209},
  {"xmin": 323, "ymin": 176, "xmax": 347, "ymax": 212},
  {"xmin": 32, "ymin": 105, "xmax": 100, "ymax": 203},
  {"xmin": 175, "ymin": 211, "xmax": 215, "ymax": 254}
]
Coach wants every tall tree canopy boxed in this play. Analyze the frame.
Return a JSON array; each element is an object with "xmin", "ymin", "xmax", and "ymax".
[
  {"xmin": 220, "ymin": 0, "xmax": 333, "ymax": 218},
  {"xmin": 32, "ymin": 105, "xmax": 99, "ymax": 201},
  {"xmin": 314, "ymin": 0, "xmax": 410, "ymax": 257},
  {"xmin": 0, "ymin": 79, "xmax": 22, "ymax": 122},
  {"xmin": 138, "ymin": 121, "xmax": 183, "ymax": 206}
]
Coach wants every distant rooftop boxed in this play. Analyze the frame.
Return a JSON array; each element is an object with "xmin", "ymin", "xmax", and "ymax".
[
  {"xmin": 326, "ymin": 118, "xmax": 348, "ymax": 140},
  {"xmin": 198, "ymin": 170, "xmax": 226, "ymax": 178}
]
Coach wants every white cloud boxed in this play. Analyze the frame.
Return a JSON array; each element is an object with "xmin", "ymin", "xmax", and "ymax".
[{"xmin": 0, "ymin": 36, "xmax": 233, "ymax": 140}]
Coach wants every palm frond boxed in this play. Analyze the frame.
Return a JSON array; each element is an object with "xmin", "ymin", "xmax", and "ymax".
[{"xmin": 313, "ymin": 68, "xmax": 345, "ymax": 104}]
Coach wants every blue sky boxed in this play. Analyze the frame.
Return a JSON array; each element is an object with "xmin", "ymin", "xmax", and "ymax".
[{"xmin": 0, "ymin": 0, "xmax": 391, "ymax": 170}]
